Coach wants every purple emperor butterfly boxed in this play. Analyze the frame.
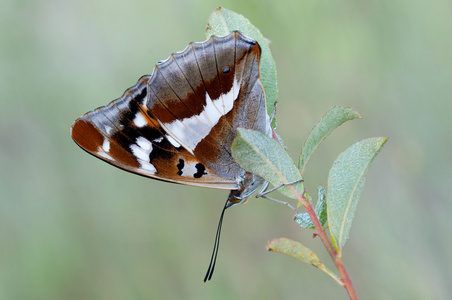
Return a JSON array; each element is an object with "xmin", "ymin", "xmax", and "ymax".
[{"xmin": 71, "ymin": 31, "xmax": 272, "ymax": 281}]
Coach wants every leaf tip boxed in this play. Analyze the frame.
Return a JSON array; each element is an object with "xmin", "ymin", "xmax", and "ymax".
[{"xmin": 265, "ymin": 238, "xmax": 277, "ymax": 252}]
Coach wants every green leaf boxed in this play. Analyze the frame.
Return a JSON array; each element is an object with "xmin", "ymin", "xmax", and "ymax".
[
  {"xmin": 266, "ymin": 238, "xmax": 341, "ymax": 285},
  {"xmin": 206, "ymin": 7, "xmax": 278, "ymax": 118},
  {"xmin": 294, "ymin": 212, "xmax": 315, "ymax": 230},
  {"xmin": 327, "ymin": 137, "xmax": 388, "ymax": 253},
  {"xmin": 295, "ymin": 186, "xmax": 327, "ymax": 230},
  {"xmin": 298, "ymin": 106, "xmax": 362, "ymax": 173},
  {"xmin": 231, "ymin": 128, "xmax": 303, "ymax": 199},
  {"xmin": 315, "ymin": 186, "xmax": 328, "ymax": 228}
]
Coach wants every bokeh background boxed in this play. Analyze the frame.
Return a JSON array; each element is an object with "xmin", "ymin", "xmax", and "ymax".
[{"xmin": 2, "ymin": 0, "xmax": 451, "ymax": 299}]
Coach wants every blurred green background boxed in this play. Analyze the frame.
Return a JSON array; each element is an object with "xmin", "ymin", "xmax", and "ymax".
[{"xmin": 1, "ymin": 0, "xmax": 451, "ymax": 299}]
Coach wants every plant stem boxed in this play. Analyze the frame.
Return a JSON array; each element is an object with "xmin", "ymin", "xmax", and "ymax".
[
  {"xmin": 270, "ymin": 127, "xmax": 358, "ymax": 299},
  {"xmin": 335, "ymin": 256, "xmax": 358, "ymax": 300},
  {"xmin": 287, "ymin": 184, "xmax": 358, "ymax": 300}
]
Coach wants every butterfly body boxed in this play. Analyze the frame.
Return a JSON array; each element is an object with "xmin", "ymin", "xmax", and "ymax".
[{"xmin": 71, "ymin": 31, "xmax": 271, "ymax": 205}]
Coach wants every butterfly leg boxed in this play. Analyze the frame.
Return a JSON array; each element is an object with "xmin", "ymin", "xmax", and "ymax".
[
  {"xmin": 259, "ymin": 194, "xmax": 298, "ymax": 213},
  {"xmin": 257, "ymin": 179, "xmax": 304, "ymax": 197},
  {"xmin": 255, "ymin": 179, "xmax": 305, "ymax": 213}
]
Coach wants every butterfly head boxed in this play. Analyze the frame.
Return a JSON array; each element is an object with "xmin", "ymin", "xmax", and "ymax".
[{"xmin": 226, "ymin": 172, "xmax": 265, "ymax": 207}]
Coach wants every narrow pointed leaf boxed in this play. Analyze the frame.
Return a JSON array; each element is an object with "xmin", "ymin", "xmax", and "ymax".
[
  {"xmin": 315, "ymin": 186, "xmax": 328, "ymax": 227},
  {"xmin": 327, "ymin": 137, "xmax": 388, "ymax": 253},
  {"xmin": 231, "ymin": 128, "xmax": 303, "ymax": 199},
  {"xmin": 266, "ymin": 238, "xmax": 341, "ymax": 285},
  {"xmin": 299, "ymin": 106, "xmax": 362, "ymax": 173},
  {"xmin": 206, "ymin": 7, "xmax": 277, "ymax": 117}
]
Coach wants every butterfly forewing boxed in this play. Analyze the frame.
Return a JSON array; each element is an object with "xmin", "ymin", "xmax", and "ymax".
[{"xmin": 71, "ymin": 31, "xmax": 269, "ymax": 191}]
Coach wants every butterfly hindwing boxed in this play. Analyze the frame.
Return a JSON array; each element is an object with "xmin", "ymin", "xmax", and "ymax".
[
  {"xmin": 71, "ymin": 79, "xmax": 237, "ymax": 189},
  {"xmin": 71, "ymin": 31, "xmax": 270, "ymax": 191}
]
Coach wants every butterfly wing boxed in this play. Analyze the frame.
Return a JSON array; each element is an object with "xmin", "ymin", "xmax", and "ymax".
[
  {"xmin": 71, "ymin": 31, "xmax": 270, "ymax": 191},
  {"xmin": 71, "ymin": 78, "xmax": 237, "ymax": 190}
]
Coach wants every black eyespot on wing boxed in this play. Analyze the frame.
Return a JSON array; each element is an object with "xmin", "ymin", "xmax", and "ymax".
[
  {"xmin": 194, "ymin": 163, "xmax": 207, "ymax": 178},
  {"xmin": 222, "ymin": 67, "xmax": 230, "ymax": 74},
  {"xmin": 177, "ymin": 158, "xmax": 185, "ymax": 176}
]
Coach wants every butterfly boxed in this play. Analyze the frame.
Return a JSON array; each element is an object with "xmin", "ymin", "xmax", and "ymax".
[{"xmin": 71, "ymin": 31, "xmax": 273, "ymax": 281}]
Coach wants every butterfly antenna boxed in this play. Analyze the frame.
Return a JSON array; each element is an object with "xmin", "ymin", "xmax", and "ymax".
[{"xmin": 203, "ymin": 198, "xmax": 230, "ymax": 282}]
